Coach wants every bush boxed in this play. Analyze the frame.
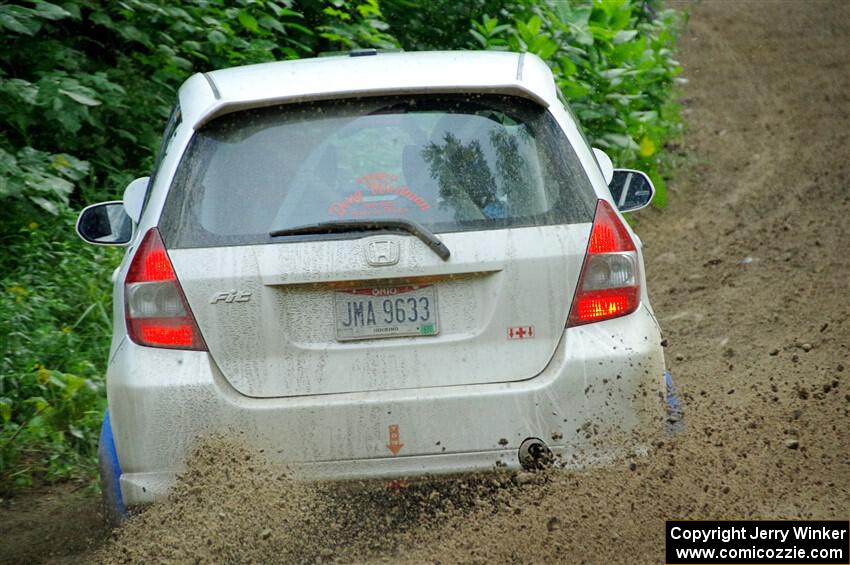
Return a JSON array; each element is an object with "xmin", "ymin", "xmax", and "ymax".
[
  {"xmin": 0, "ymin": 210, "xmax": 119, "ymax": 488},
  {"xmin": 0, "ymin": 0, "xmax": 683, "ymax": 489}
]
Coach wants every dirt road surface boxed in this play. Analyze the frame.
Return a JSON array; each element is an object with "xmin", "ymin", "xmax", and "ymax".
[{"xmin": 1, "ymin": 1, "xmax": 848, "ymax": 563}]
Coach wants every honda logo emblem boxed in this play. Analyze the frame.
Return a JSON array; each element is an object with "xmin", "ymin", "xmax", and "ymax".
[{"xmin": 365, "ymin": 239, "xmax": 399, "ymax": 266}]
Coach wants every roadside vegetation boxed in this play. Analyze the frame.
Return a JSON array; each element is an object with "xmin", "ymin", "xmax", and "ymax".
[{"xmin": 0, "ymin": 0, "xmax": 683, "ymax": 490}]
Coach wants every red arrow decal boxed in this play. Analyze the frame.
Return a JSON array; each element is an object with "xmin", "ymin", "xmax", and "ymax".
[{"xmin": 387, "ymin": 424, "xmax": 404, "ymax": 456}]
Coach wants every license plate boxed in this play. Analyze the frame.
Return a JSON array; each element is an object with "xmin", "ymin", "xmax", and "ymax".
[{"xmin": 334, "ymin": 285, "xmax": 439, "ymax": 341}]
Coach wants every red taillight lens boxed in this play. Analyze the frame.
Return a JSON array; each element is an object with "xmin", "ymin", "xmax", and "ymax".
[
  {"xmin": 137, "ymin": 320, "xmax": 194, "ymax": 347},
  {"xmin": 140, "ymin": 249, "xmax": 175, "ymax": 281},
  {"xmin": 571, "ymin": 287, "xmax": 640, "ymax": 323},
  {"xmin": 125, "ymin": 228, "xmax": 207, "ymax": 350},
  {"xmin": 568, "ymin": 200, "xmax": 640, "ymax": 327}
]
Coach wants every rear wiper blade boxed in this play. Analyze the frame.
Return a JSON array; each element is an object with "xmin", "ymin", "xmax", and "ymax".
[{"xmin": 269, "ymin": 218, "xmax": 451, "ymax": 261}]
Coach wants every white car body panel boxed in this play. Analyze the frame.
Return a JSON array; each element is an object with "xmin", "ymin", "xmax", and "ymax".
[
  {"xmin": 97, "ymin": 51, "xmax": 667, "ymax": 506},
  {"xmin": 111, "ymin": 306, "xmax": 664, "ymax": 505},
  {"xmin": 179, "ymin": 51, "xmax": 558, "ymax": 130},
  {"xmin": 171, "ymin": 224, "xmax": 589, "ymax": 397}
]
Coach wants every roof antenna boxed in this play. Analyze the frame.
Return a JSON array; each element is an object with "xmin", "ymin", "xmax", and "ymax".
[{"xmin": 349, "ymin": 48, "xmax": 378, "ymax": 57}]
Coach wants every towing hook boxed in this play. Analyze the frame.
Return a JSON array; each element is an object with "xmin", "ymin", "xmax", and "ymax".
[{"xmin": 518, "ymin": 437, "xmax": 553, "ymax": 470}]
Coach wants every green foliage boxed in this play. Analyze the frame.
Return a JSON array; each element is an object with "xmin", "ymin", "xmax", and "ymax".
[
  {"xmin": 318, "ymin": 0, "xmax": 397, "ymax": 49},
  {"xmin": 469, "ymin": 0, "xmax": 684, "ymax": 204},
  {"xmin": 0, "ymin": 211, "xmax": 118, "ymax": 489},
  {"xmin": 382, "ymin": 0, "xmax": 506, "ymax": 50},
  {"xmin": 0, "ymin": 0, "xmax": 682, "ymax": 488},
  {"xmin": 0, "ymin": 147, "xmax": 89, "ymax": 215}
]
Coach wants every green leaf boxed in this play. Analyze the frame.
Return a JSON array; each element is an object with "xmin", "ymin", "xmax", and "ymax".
[
  {"xmin": 30, "ymin": 196, "xmax": 57, "ymax": 213},
  {"xmin": 258, "ymin": 15, "xmax": 286, "ymax": 35},
  {"xmin": 63, "ymin": 374, "xmax": 86, "ymax": 399},
  {"xmin": 470, "ymin": 29, "xmax": 487, "ymax": 48},
  {"xmin": 535, "ymin": 40, "xmax": 559, "ymax": 60},
  {"xmin": 1, "ymin": 78, "xmax": 39, "ymax": 104},
  {"xmin": 0, "ymin": 398, "xmax": 11, "ymax": 423},
  {"xmin": 602, "ymin": 133, "xmax": 639, "ymax": 150},
  {"xmin": 207, "ymin": 29, "xmax": 227, "ymax": 44},
  {"xmin": 600, "ymin": 67, "xmax": 627, "ymax": 80},
  {"xmin": 238, "ymin": 11, "xmax": 259, "ymax": 33},
  {"xmin": 89, "ymin": 11, "xmax": 113, "ymax": 28},
  {"xmin": 25, "ymin": 396, "xmax": 51, "ymax": 413},
  {"xmin": 283, "ymin": 21, "xmax": 314, "ymax": 36},
  {"xmin": 58, "ymin": 89, "xmax": 101, "ymax": 107},
  {"xmin": 0, "ymin": 13, "xmax": 37, "ymax": 35},
  {"xmin": 33, "ymin": 2, "xmax": 72, "ymax": 21},
  {"xmin": 526, "ymin": 15, "xmax": 541, "ymax": 36},
  {"xmin": 68, "ymin": 424, "xmax": 85, "ymax": 440},
  {"xmin": 170, "ymin": 56, "xmax": 193, "ymax": 70},
  {"xmin": 559, "ymin": 81, "xmax": 590, "ymax": 98},
  {"xmin": 613, "ymin": 30, "xmax": 638, "ymax": 44},
  {"xmin": 50, "ymin": 153, "xmax": 90, "ymax": 181},
  {"xmin": 568, "ymin": 21, "xmax": 594, "ymax": 46},
  {"xmin": 560, "ymin": 57, "xmax": 578, "ymax": 77},
  {"xmin": 118, "ymin": 25, "xmax": 151, "ymax": 46},
  {"xmin": 269, "ymin": 6, "xmax": 303, "ymax": 19}
]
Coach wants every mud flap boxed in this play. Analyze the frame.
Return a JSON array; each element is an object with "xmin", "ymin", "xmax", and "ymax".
[
  {"xmin": 664, "ymin": 371, "xmax": 684, "ymax": 435},
  {"xmin": 98, "ymin": 409, "xmax": 127, "ymax": 525}
]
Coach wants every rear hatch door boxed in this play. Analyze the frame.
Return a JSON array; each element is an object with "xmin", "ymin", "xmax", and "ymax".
[
  {"xmin": 160, "ymin": 93, "xmax": 597, "ymax": 398},
  {"xmin": 170, "ymin": 224, "xmax": 589, "ymax": 397}
]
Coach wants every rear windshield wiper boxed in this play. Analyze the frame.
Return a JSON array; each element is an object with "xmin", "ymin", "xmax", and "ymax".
[{"xmin": 269, "ymin": 218, "xmax": 451, "ymax": 261}]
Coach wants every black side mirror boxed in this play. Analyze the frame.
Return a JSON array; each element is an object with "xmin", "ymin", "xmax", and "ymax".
[
  {"xmin": 609, "ymin": 169, "xmax": 655, "ymax": 212},
  {"xmin": 76, "ymin": 201, "xmax": 133, "ymax": 245}
]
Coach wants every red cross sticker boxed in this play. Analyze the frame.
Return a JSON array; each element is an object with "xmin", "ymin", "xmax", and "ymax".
[{"xmin": 508, "ymin": 325, "xmax": 535, "ymax": 340}]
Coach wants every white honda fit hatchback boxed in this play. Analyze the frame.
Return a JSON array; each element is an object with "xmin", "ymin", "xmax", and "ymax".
[{"xmin": 76, "ymin": 50, "xmax": 670, "ymax": 520}]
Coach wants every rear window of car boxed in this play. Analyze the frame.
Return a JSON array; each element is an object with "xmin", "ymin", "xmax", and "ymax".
[{"xmin": 159, "ymin": 94, "xmax": 596, "ymax": 248}]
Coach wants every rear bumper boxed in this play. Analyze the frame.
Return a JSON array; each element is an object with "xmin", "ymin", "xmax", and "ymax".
[{"xmin": 108, "ymin": 305, "xmax": 665, "ymax": 506}]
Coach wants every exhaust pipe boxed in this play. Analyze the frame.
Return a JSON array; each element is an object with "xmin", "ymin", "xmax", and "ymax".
[{"xmin": 518, "ymin": 437, "xmax": 553, "ymax": 470}]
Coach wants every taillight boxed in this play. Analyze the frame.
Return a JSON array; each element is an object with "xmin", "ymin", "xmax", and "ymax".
[
  {"xmin": 124, "ymin": 228, "xmax": 207, "ymax": 350},
  {"xmin": 568, "ymin": 200, "xmax": 640, "ymax": 326}
]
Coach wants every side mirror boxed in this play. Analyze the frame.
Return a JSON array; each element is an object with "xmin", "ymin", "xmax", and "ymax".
[
  {"xmin": 76, "ymin": 201, "xmax": 133, "ymax": 245},
  {"xmin": 609, "ymin": 169, "xmax": 655, "ymax": 212},
  {"xmin": 123, "ymin": 177, "xmax": 149, "ymax": 223}
]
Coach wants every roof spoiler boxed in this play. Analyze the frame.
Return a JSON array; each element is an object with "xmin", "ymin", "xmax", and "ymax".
[{"xmin": 190, "ymin": 84, "xmax": 551, "ymax": 130}]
